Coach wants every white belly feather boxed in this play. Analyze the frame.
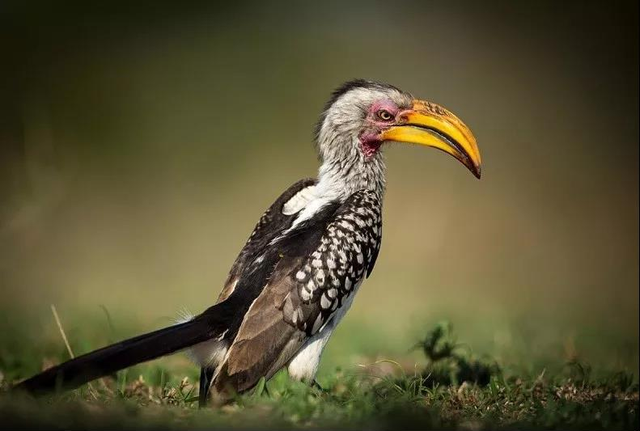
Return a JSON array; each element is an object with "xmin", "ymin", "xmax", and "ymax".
[{"xmin": 287, "ymin": 281, "xmax": 362, "ymax": 381}]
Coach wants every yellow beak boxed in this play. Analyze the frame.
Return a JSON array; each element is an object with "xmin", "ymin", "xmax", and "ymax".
[{"xmin": 379, "ymin": 100, "xmax": 482, "ymax": 178}]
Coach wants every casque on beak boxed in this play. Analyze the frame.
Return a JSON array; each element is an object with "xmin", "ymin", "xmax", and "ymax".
[{"xmin": 379, "ymin": 100, "xmax": 482, "ymax": 178}]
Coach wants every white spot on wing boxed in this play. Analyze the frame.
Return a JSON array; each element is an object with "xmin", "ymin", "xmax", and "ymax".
[
  {"xmin": 300, "ymin": 288, "xmax": 312, "ymax": 301},
  {"xmin": 282, "ymin": 185, "xmax": 317, "ymax": 215},
  {"xmin": 321, "ymin": 294, "xmax": 332, "ymax": 309},
  {"xmin": 316, "ymin": 269, "xmax": 325, "ymax": 285},
  {"xmin": 312, "ymin": 314, "xmax": 324, "ymax": 333},
  {"xmin": 345, "ymin": 277, "xmax": 352, "ymax": 290}
]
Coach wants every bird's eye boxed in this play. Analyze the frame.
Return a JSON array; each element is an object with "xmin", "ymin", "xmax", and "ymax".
[{"xmin": 377, "ymin": 110, "xmax": 394, "ymax": 121}]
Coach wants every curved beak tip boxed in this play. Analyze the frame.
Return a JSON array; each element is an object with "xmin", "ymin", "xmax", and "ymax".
[{"xmin": 473, "ymin": 165, "xmax": 482, "ymax": 179}]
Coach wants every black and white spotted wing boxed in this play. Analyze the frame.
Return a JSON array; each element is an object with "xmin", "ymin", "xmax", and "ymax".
[
  {"xmin": 280, "ymin": 190, "xmax": 382, "ymax": 335},
  {"xmin": 213, "ymin": 189, "xmax": 383, "ymax": 392},
  {"xmin": 217, "ymin": 178, "xmax": 316, "ymax": 302}
]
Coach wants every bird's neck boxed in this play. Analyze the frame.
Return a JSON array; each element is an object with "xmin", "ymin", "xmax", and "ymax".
[
  {"xmin": 283, "ymin": 141, "xmax": 385, "ymax": 230},
  {"xmin": 315, "ymin": 147, "xmax": 386, "ymax": 202}
]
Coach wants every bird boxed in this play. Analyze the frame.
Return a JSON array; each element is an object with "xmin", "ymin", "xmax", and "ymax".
[{"xmin": 14, "ymin": 79, "xmax": 481, "ymax": 405}]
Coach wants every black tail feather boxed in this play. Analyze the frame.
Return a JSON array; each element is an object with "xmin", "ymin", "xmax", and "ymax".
[{"xmin": 14, "ymin": 311, "xmax": 226, "ymax": 395}]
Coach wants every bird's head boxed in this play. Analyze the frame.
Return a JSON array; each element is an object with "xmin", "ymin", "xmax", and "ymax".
[{"xmin": 315, "ymin": 79, "xmax": 482, "ymax": 179}]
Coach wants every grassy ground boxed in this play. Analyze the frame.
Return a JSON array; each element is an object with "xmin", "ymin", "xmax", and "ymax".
[{"xmin": 1, "ymin": 319, "xmax": 637, "ymax": 430}]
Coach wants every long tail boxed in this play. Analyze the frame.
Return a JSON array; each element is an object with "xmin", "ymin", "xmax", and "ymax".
[{"xmin": 14, "ymin": 307, "xmax": 227, "ymax": 395}]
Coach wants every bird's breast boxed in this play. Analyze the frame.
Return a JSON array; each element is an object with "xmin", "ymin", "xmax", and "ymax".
[{"xmin": 281, "ymin": 190, "xmax": 383, "ymax": 336}]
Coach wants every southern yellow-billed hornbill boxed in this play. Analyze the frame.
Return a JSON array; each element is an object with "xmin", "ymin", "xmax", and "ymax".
[{"xmin": 15, "ymin": 80, "xmax": 481, "ymax": 404}]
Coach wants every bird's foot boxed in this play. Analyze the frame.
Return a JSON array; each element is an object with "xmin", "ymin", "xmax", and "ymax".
[{"xmin": 311, "ymin": 379, "xmax": 330, "ymax": 395}]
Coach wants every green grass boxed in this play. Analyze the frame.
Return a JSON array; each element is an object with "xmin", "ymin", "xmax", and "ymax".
[{"xmin": 1, "ymin": 320, "xmax": 637, "ymax": 430}]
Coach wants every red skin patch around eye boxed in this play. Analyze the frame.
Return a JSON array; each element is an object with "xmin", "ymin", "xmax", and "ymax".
[
  {"xmin": 369, "ymin": 100, "xmax": 400, "ymax": 123},
  {"xmin": 359, "ymin": 100, "xmax": 400, "ymax": 158}
]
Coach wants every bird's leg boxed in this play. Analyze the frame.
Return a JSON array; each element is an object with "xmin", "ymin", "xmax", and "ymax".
[
  {"xmin": 311, "ymin": 379, "xmax": 330, "ymax": 394},
  {"xmin": 198, "ymin": 367, "xmax": 215, "ymax": 408}
]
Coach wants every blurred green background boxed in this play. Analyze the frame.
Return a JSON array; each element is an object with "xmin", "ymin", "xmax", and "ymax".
[{"xmin": 1, "ymin": 0, "xmax": 638, "ymax": 379}]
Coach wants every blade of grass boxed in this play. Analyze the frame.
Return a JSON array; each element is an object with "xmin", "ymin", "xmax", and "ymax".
[{"xmin": 50, "ymin": 304, "xmax": 99, "ymax": 399}]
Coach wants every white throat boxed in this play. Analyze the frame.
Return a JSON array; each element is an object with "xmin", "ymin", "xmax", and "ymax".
[{"xmin": 315, "ymin": 131, "xmax": 386, "ymax": 201}]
